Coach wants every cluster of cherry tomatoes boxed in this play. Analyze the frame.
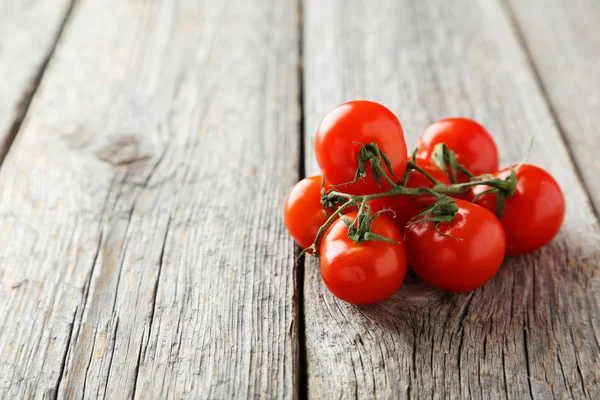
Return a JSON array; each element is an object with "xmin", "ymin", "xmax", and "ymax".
[{"xmin": 284, "ymin": 100, "xmax": 565, "ymax": 305}]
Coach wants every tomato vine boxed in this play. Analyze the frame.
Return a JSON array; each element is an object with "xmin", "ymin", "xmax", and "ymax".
[{"xmin": 303, "ymin": 142, "xmax": 519, "ymax": 256}]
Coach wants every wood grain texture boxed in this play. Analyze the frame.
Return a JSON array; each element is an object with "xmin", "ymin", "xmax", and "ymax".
[
  {"xmin": 0, "ymin": 0, "xmax": 73, "ymax": 157},
  {"xmin": 505, "ymin": 0, "xmax": 600, "ymax": 215},
  {"xmin": 0, "ymin": 0, "xmax": 300, "ymax": 398},
  {"xmin": 303, "ymin": 0, "xmax": 600, "ymax": 398}
]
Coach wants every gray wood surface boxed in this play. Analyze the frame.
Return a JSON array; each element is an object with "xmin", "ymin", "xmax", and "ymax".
[
  {"xmin": 506, "ymin": 0, "xmax": 600, "ymax": 215},
  {"xmin": 0, "ymin": 0, "xmax": 73, "ymax": 158},
  {"xmin": 303, "ymin": 0, "xmax": 600, "ymax": 398},
  {"xmin": 0, "ymin": 0, "xmax": 300, "ymax": 398},
  {"xmin": 1, "ymin": 0, "xmax": 600, "ymax": 398}
]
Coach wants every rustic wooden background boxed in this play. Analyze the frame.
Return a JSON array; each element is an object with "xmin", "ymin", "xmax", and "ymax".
[{"xmin": 0, "ymin": 0, "xmax": 599, "ymax": 398}]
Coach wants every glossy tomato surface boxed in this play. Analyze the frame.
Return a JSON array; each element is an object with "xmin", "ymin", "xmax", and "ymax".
[
  {"xmin": 470, "ymin": 164, "xmax": 565, "ymax": 255},
  {"xmin": 284, "ymin": 176, "xmax": 330, "ymax": 250},
  {"xmin": 320, "ymin": 212, "xmax": 407, "ymax": 304},
  {"xmin": 368, "ymin": 158, "xmax": 451, "ymax": 232},
  {"xmin": 314, "ymin": 101, "xmax": 408, "ymax": 195},
  {"xmin": 404, "ymin": 199, "xmax": 506, "ymax": 292},
  {"xmin": 417, "ymin": 118, "xmax": 499, "ymax": 180}
]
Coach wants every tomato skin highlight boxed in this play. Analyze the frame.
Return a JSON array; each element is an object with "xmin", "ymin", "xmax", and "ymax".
[
  {"xmin": 284, "ymin": 176, "xmax": 330, "ymax": 250},
  {"xmin": 404, "ymin": 199, "xmax": 506, "ymax": 292},
  {"xmin": 320, "ymin": 212, "xmax": 407, "ymax": 304},
  {"xmin": 368, "ymin": 158, "xmax": 451, "ymax": 233},
  {"xmin": 417, "ymin": 118, "xmax": 499, "ymax": 180},
  {"xmin": 314, "ymin": 101, "xmax": 408, "ymax": 195},
  {"xmin": 470, "ymin": 165, "xmax": 565, "ymax": 256}
]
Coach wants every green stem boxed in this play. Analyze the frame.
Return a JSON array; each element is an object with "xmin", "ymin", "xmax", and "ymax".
[
  {"xmin": 309, "ymin": 200, "xmax": 354, "ymax": 256},
  {"xmin": 371, "ymin": 161, "xmax": 399, "ymax": 188},
  {"xmin": 421, "ymin": 187, "xmax": 444, "ymax": 200},
  {"xmin": 458, "ymin": 164, "xmax": 475, "ymax": 179},
  {"xmin": 357, "ymin": 198, "xmax": 368, "ymax": 216},
  {"xmin": 406, "ymin": 160, "xmax": 441, "ymax": 185},
  {"xmin": 327, "ymin": 175, "xmax": 513, "ymax": 205}
]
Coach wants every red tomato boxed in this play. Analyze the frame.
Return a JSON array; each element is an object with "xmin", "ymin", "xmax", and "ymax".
[
  {"xmin": 417, "ymin": 118, "xmax": 499, "ymax": 180},
  {"xmin": 284, "ymin": 176, "xmax": 331, "ymax": 250},
  {"xmin": 314, "ymin": 101, "xmax": 408, "ymax": 195},
  {"xmin": 404, "ymin": 199, "xmax": 506, "ymax": 292},
  {"xmin": 368, "ymin": 158, "xmax": 451, "ymax": 233},
  {"xmin": 470, "ymin": 165, "xmax": 565, "ymax": 256},
  {"xmin": 320, "ymin": 211, "xmax": 407, "ymax": 304}
]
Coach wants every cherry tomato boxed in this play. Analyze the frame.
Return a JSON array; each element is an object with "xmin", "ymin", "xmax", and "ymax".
[
  {"xmin": 284, "ymin": 176, "xmax": 331, "ymax": 250},
  {"xmin": 314, "ymin": 101, "xmax": 408, "ymax": 195},
  {"xmin": 470, "ymin": 165, "xmax": 565, "ymax": 256},
  {"xmin": 368, "ymin": 158, "xmax": 451, "ymax": 233},
  {"xmin": 417, "ymin": 118, "xmax": 499, "ymax": 180},
  {"xmin": 320, "ymin": 211, "xmax": 407, "ymax": 304},
  {"xmin": 404, "ymin": 199, "xmax": 506, "ymax": 292}
]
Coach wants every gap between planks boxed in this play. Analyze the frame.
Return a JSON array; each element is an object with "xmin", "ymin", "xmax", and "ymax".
[
  {"xmin": 501, "ymin": 0, "xmax": 600, "ymax": 222},
  {"xmin": 296, "ymin": 0, "xmax": 309, "ymax": 398},
  {"xmin": 0, "ymin": 0, "xmax": 79, "ymax": 167}
]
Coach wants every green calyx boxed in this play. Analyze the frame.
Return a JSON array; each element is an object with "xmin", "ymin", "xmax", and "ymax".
[
  {"xmin": 432, "ymin": 143, "xmax": 474, "ymax": 183},
  {"xmin": 341, "ymin": 201, "xmax": 398, "ymax": 245},
  {"xmin": 407, "ymin": 195, "xmax": 462, "ymax": 240},
  {"xmin": 470, "ymin": 167, "xmax": 519, "ymax": 219},
  {"xmin": 350, "ymin": 142, "xmax": 400, "ymax": 188},
  {"xmin": 320, "ymin": 175, "xmax": 341, "ymax": 215}
]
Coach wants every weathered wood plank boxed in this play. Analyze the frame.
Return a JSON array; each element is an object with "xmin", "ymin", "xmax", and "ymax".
[
  {"xmin": 303, "ymin": 0, "xmax": 600, "ymax": 398},
  {"xmin": 0, "ymin": 0, "xmax": 300, "ymax": 398},
  {"xmin": 506, "ymin": 0, "xmax": 600, "ymax": 215},
  {"xmin": 0, "ymin": 0, "xmax": 73, "ymax": 158}
]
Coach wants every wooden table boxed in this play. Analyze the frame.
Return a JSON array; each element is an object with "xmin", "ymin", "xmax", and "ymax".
[{"xmin": 1, "ymin": 0, "xmax": 599, "ymax": 398}]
